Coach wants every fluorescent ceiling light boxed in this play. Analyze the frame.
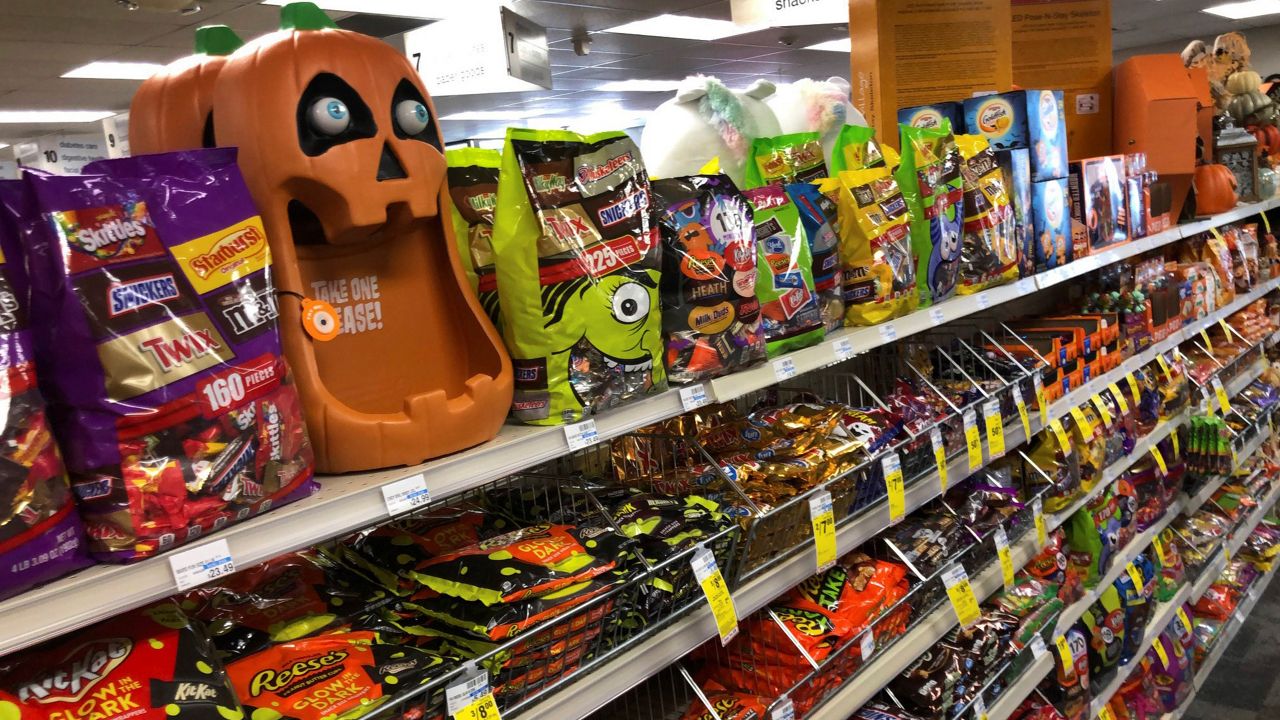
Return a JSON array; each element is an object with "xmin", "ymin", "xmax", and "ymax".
[
  {"xmin": 595, "ymin": 79, "xmax": 685, "ymax": 92},
  {"xmin": 1203, "ymin": 0, "xmax": 1280, "ymax": 19},
  {"xmin": 62, "ymin": 61, "xmax": 164, "ymax": 80},
  {"xmin": 442, "ymin": 110, "xmax": 547, "ymax": 121},
  {"xmin": 0, "ymin": 144, "xmax": 9, "ymax": 150},
  {"xmin": 805, "ymin": 38, "xmax": 851, "ymax": 53},
  {"xmin": 261, "ymin": 0, "xmax": 468, "ymax": 19},
  {"xmin": 602, "ymin": 14, "xmax": 764, "ymax": 41},
  {"xmin": 0, "ymin": 111, "xmax": 115, "ymax": 123}
]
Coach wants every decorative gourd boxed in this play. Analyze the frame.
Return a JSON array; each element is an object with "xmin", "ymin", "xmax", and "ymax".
[
  {"xmin": 129, "ymin": 25, "xmax": 243, "ymax": 154},
  {"xmin": 143, "ymin": 2, "xmax": 514, "ymax": 472},
  {"xmin": 1259, "ymin": 166, "xmax": 1279, "ymax": 198},
  {"xmin": 1194, "ymin": 163, "xmax": 1239, "ymax": 214},
  {"xmin": 1227, "ymin": 70, "xmax": 1263, "ymax": 95},
  {"xmin": 1227, "ymin": 87, "xmax": 1274, "ymax": 124}
]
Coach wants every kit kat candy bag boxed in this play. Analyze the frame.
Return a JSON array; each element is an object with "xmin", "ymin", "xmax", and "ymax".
[
  {"xmin": 896, "ymin": 120, "xmax": 963, "ymax": 307},
  {"xmin": 824, "ymin": 168, "xmax": 917, "ymax": 325},
  {"xmin": 787, "ymin": 182, "xmax": 844, "ymax": 332},
  {"xmin": 955, "ymin": 134, "xmax": 1019, "ymax": 294},
  {"xmin": 492, "ymin": 128, "xmax": 665, "ymax": 425},
  {"xmin": 18, "ymin": 149, "xmax": 315, "ymax": 562},
  {"xmin": 446, "ymin": 147, "xmax": 502, "ymax": 330},
  {"xmin": 651, "ymin": 175, "xmax": 766, "ymax": 382},
  {"xmin": 0, "ymin": 181, "xmax": 91, "ymax": 597},
  {"xmin": 741, "ymin": 185, "xmax": 825, "ymax": 356}
]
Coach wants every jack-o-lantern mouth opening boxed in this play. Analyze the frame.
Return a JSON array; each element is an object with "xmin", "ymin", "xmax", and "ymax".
[{"xmin": 286, "ymin": 196, "xmax": 437, "ymax": 247}]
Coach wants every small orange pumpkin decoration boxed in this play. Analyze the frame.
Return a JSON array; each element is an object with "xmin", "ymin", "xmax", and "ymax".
[
  {"xmin": 1194, "ymin": 163, "xmax": 1239, "ymax": 215},
  {"xmin": 129, "ymin": 25, "xmax": 243, "ymax": 154}
]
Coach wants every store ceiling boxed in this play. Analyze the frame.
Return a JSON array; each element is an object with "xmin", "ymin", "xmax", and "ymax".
[{"xmin": 0, "ymin": 0, "xmax": 1277, "ymax": 146}]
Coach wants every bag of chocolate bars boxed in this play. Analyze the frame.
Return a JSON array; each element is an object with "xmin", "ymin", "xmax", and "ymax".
[
  {"xmin": 651, "ymin": 174, "xmax": 765, "ymax": 382},
  {"xmin": 493, "ymin": 128, "xmax": 666, "ymax": 425},
  {"xmin": 0, "ymin": 183, "xmax": 91, "ymax": 597},
  {"xmin": 12, "ymin": 149, "xmax": 315, "ymax": 562},
  {"xmin": 446, "ymin": 147, "xmax": 502, "ymax": 329}
]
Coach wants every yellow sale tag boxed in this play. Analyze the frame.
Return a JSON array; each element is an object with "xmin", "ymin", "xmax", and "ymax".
[
  {"xmin": 1013, "ymin": 386, "xmax": 1032, "ymax": 437},
  {"xmin": 1177, "ymin": 607, "xmax": 1194, "ymax": 634},
  {"xmin": 692, "ymin": 550, "xmax": 738, "ymax": 644},
  {"xmin": 995, "ymin": 527, "xmax": 1015, "ymax": 590},
  {"xmin": 931, "ymin": 428, "xmax": 948, "ymax": 492},
  {"xmin": 1034, "ymin": 498, "xmax": 1049, "ymax": 548},
  {"xmin": 1200, "ymin": 328, "xmax": 1214, "ymax": 354},
  {"xmin": 1153, "ymin": 639, "xmax": 1170, "ymax": 669},
  {"xmin": 964, "ymin": 409, "xmax": 982, "ymax": 471},
  {"xmin": 1171, "ymin": 431, "xmax": 1180, "ymax": 459},
  {"xmin": 454, "ymin": 694, "xmax": 501, "ymax": 720},
  {"xmin": 1219, "ymin": 318, "xmax": 1233, "ymax": 340},
  {"xmin": 809, "ymin": 492, "xmax": 837, "ymax": 572},
  {"xmin": 1070, "ymin": 406, "xmax": 1095, "ymax": 438},
  {"xmin": 1153, "ymin": 535, "xmax": 1168, "ymax": 565},
  {"xmin": 1232, "ymin": 446, "xmax": 1240, "ymax": 467},
  {"xmin": 984, "ymin": 399, "xmax": 1005, "ymax": 458},
  {"xmin": 1126, "ymin": 562, "xmax": 1145, "ymax": 594},
  {"xmin": 1151, "ymin": 446, "xmax": 1168, "ymax": 475},
  {"xmin": 1156, "ymin": 354, "xmax": 1173, "ymax": 382},
  {"xmin": 1099, "ymin": 706, "xmax": 1117, "ymax": 720},
  {"xmin": 943, "ymin": 565, "xmax": 981, "ymax": 628},
  {"xmin": 1049, "ymin": 419, "xmax": 1072, "ymax": 456},
  {"xmin": 1213, "ymin": 377, "xmax": 1231, "ymax": 414},
  {"xmin": 1108, "ymin": 382, "xmax": 1130, "ymax": 414},
  {"xmin": 883, "ymin": 452, "xmax": 905, "ymax": 523},
  {"xmin": 1262, "ymin": 211, "xmax": 1273, "ymax": 234},
  {"xmin": 1126, "ymin": 372, "xmax": 1142, "ymax": 405},
  {"xmin": 1091, "ymin": 394, "xmax": 1113, "ymax": 427},
  {"xmin": 1035, "ymin": 376, "xmax": 1049, "ymax": 425},
  {"xmin": 1054, "ymin": 635, "xmax": 1073, "ymax": 668}
]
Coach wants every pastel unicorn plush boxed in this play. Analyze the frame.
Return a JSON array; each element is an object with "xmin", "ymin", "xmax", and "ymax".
[{"xmin": 767, "ymin": 77, "xmax": 867, "ymax": 171}]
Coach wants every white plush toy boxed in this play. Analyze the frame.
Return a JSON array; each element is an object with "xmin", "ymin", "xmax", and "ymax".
[
  {"xmin": 640, "ymin": 75, "xmax": 782, "ymax": 186},
  {"xmin": 767, "ymin": 77, "xmax": 867, "ymax": 172}
]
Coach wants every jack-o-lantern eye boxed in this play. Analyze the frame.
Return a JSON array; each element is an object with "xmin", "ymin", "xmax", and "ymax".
[
  {"xmin": 391, "ymin": 79, "xmax": 441, "ymax": 150},
  {"xmin": 610, "ymin": 281, "xmax": 649, "ymax": 324},
  {"xmin": 296, "ymin": 72, "xmax": 376, "ymax": 156}
]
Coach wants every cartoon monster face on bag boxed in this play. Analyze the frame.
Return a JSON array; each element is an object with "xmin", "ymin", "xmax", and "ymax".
[{"xmin": 190, "ymin": 2, "xmax": 511, "ymax": 471}]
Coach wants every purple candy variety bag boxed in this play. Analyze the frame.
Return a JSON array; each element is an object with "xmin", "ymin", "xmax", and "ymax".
[{"xmin": 5, "ymin": 149, "xmax": 315, "ymax": 563}]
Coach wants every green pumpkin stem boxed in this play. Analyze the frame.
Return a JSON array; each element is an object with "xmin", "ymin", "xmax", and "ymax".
[
  {"xmin": 280, "ymin": 2, "xmax": 338, "ymax": 31},
  {"xmin": 195, "ymin": 25, "xmax": 244, "ymax": 56}
]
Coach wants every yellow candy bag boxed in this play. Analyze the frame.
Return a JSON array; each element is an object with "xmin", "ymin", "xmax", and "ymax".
[
  {"xmin": 955, "ymin": 134, "xmax": 1019, "ymax": 294},
  {"xmin": 823, "ymin": 168, "xmax": 917, "ymax": 326}
]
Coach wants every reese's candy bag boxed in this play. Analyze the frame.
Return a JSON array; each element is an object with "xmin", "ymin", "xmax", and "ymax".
[
  {"xmin": 954, "ymin": 134, "xmax": 1018, "ymax": 294},
  {"xmin": 446, "ymin": 148, "xmax": 502, "ymax": 330},
  {"xmin": 493, "ymin": 128, "xmax": 666, "ymax": 426},
  {"xmin": 9, "ymin": 150, "xmax": 315, "ymax": 562},
  {"xmin": 0, "ymin": 602, "xmax": 242, "ymax": 720},
  {"xmin": 896, "ymin": 120, "xmax": 964, "ymax": 307},
  {"xmin": 825, "ymin": 168, "xmax": 917, "ymax": 326},
  {"xmin": 226, "ymin": 631, "xmax": 451, "ymax": 720},
  {"xmin": 741, "ymin": 185, "xmax": 825, "ymax": 356},
  {"xmin": 651, "ymin": 175, "xmax": 766, "ymax": 382}
]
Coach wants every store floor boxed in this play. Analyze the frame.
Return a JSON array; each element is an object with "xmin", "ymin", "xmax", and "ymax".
[{"xmin": 1184, "ymin": 579, "xmax": 1280, "ymax": 719}]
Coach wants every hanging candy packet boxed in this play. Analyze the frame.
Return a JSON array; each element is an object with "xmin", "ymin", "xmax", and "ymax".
[
  {"xmin": 829, "ymin": 124, "xmax": 900, "ymax": 173},
  {"xmin": 446, "ymin": 147, "xmax": 502, "ymax": 329},
  {"xmin": 745, "ymin": 132, "xmax": 828, "ymax": 187},
  {"xmin": 897, "ymin": 120, "xmax": 964, "ymax": 307},
  {"xmin": 823, "ymin": 168, "xmax": 917, "ymax": 326},
  {"xmin": 786, "ymin": 182, "xmax": 844, "ymax": 332},
  {"xmin": 492, "ymin": 128, "xmax": 666, "ymax": 425},
  {"xmin": 651, "ymin": 175, "xmax": 766, "ymax": 382},
  {"xmin": 11, "ymin": 149, "xmax": 315, "ymax": 562},
  {"xmin": 954, "ymin": 134, "xmax": 1019, "ymax": 294},
  {"xmin": 741, "ymin": 185, "xmax": 826, "ymax": 356}
]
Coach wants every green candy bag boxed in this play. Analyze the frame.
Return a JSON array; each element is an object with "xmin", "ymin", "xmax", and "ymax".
[
  {"xmin": 896, "ymin": 120, "xmax": 964, "ymax": 307},
  {"xmin": 492, "ymin": 128, "xmax": 667, "ymax": 425},
  {"xmin": 742, "ymin": 184, "xmax": 826, "ymax": 356},
  {"xmin": 744, "ymin": 132, "xmax": 828, "ymax": 187},
  {"xmin": 446, "ymin": 147, "xmax": 502, "ymax": 330}
]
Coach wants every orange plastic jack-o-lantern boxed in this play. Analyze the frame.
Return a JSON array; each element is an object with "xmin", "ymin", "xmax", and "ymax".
[
  {"xmin": 158, "ymin": 3, "xmax": 512, "ymax": 472},
  {"xmin": 130, "ymin": 25, "xmax": 243, "ymax": 154}
]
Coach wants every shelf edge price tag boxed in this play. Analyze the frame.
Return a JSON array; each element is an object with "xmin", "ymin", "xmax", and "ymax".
[
  {"xmin": 447, "ymin": 668, "xmax": 497, "ymax": 720},
  {"xmin": 860, "ymin": 630, "xmax": 876, "ymax": 661},
  {"xmin": 1033, "ymin": 497, "xmax": 1048, "ymax": 549},
  {"xmin": 1219, "ymin": 318, "xmax": 1233, "ymax": 340},
  {"xmin": 1125, "ymin": 562, "xmax": 1145, "ymax": 594},
  {"xmin": 1152, "ymin": 534, "xmax": 1168, "ymax": 566},
  {"xmin": 1030, "ymin": 634, "xmax": 1048, "ymax": 660},
  {"xmin": 774, "ymin": 357, "xmax": 798, "ymax": 381},
  {"xmin": 1091, "ymin": 394, "xmax": 1113, "ymax": 427},
  {"xmin": 973, "ymin": 694, "xmax": 988, "ymax": 720},
  {"xmin": 563, "ymin": 419, "xmax": 599, "ymax": 452},
  {"xmin": 679, "ymin": 383, "xmax": 710, "ymax": 411},
  {"xmin": 1048, "ymin": 419, "xmax": 1072, "ymax": 456},
  {"xmin": 1156, "ymin": 354, "xmax": 1173, "ymax": 382},
  {"xmin": 771, "ymin": 696, "xmax": 796, "ymax": 720},
  {"xmin": 983, "ymin": 398, "xmax": 1005, "ymax": 458},
  {"xmin": 1150, "ymin": 445, "xmax": 1168, "ymax": 476},
  {"xmin": 1171, "ymin": 430, "xmax": 1180, "ymax": 459},
  {"xmin": 963, "ymin": 408, "xmax": 982, "ymax": 471},
  {"xmin": 381, "ymin": 473, "xmax": 431, "ymax": 516},
  {"xmin": 692, "ymin": 546, "xmax": 738, "ymax": 644},
  {"xmin": 930, "ymin": 307, "xmax": 946, "ymax": 326},
  {"xmin": 995, "ymin": 526, "xmax": 1016, "ymax": 590},
  {"xmin": 942, "ymin": 563, "xmax": 981, "ymax": 629},
  {"xmin": 976, "ymin": 292, "xmax": 991, "ymax": 310},
  {"xmin": 1153, "ymin": 639, "xmax": 1170, "ymax": 669},
  {"xmin": 1126, "ymin": 372, "xmax": 1142, "ymax": 406},
  {"xmin": 169, "ymin": 538, "xmax": 235, "ymax": 591},
  {"xmin": 832, "ymin": 337, "xmax": 855, "ymax": 362},
  {"xmin": 1099, "ymin": 705, "xmax": 1117, "ymax": 720},
  {"xmin": 1054, "ymin": 635, "xmax": 1073, "ymax": 669},
  {"xmin": 1107, "ymin": 382, "xmax": 1130, "ymax": 414},
  {"xmin": 1012, "ymin": 386, "xmax": 1032, "ymax": 437},
  {"xmin": 878, "ymin": 322, "xmax": 898, "ymax": 343},
  {"xmin": 1212, "ymin": 377, "xmax": 1231, "ymax": 414},
  {"xmin": 1034, "ymin": 376, "xmax": 1049, "ymax": 425},
  {"xmin": 883, "ymin": 451, "xmax": 906, "ymax": 523},
  {"xmin": 1177, "ymin": 607, "xmax": 1194, "ymax": 635},
  {"xmin": 931, "ymin": 427, "xmax": 948, "ymax": 492},
  {"xmin": 808, "ymin": 491, "xmax": 837, "ymax": 572}
]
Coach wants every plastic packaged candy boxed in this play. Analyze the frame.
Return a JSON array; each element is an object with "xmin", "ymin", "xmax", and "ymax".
[
  {"xmin": 492, "ymin": 128, "xmax": 666, "ymax": 425},
  {"xmin": 0, "ymin": 190, "xmax": 90, "ymax": 597},
  {"xmin": 896, "ymin": 120, "xmax": 964, "ymax": 307},
  {"xmin": 954, "ymin": 135, "xmax": 1018, "ymax": 294},
  {"xmin": 679, "ymin": 681, "xmax": 771, "ymax": 720},
  {"xmin": 651, "ymin": 175, "xmax": 766, "ymax": 382},
  {"xmin": 1037, "ymin": 625, "xmax": 1089, "ymax": 720},
  {"xmin": 741, "ymin": 185, "xmax": 826, "ymax": 355},
  {"xmin": 0, "ymin": 602, "xmax": 242, "ymax": 720},
  {"xmin": 225, "ymin": 630, "xmax": 453, "ymax": 720},
  {"xmin": 787, "ymin": 182, "xmax": 845, "ymax": 331},
  {"xmin": 745, "ymin": 132, "xmax": 829, "ymax": 187},
  {"xmin": 824, "ymin": 168, "xmax": 917, "ymax": 326},
  {"xmin": 1081, "ymin": 586, "xmax": 1125, "ymax": 678},
  {"xmin": 1144, "ymin": 630, "xmax": 1192, "ymax": 711},
  {"xmin": 5, "ymin": 149, "xmax": 314, "ymax": 562},
  {"xmin": 1115, "ymin": 552, "xmax": 1156, "ymax": 665},
  {"xmin": 446, "ymin": 147, "xmax": 502, "ymax": 329},
  {"xmin": 829, "ymin": 124, "xmax": 898, "ymax": 174}
]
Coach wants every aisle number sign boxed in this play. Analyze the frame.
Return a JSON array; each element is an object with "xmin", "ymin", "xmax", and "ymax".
[
  {"xmin": 983, "ymin": 399, "xmax": 1005, "ymax": 458},
  {"xmin": 1107, "ymin": 382, "xmax": 1129, "ymax": 414},
  {"xmin": 942, "ymin": 563, "xmax": 981, "ymax": 629},
  {"xmin": 1033, "ymin": 497, "xmax": 1048, "ymax": 548},
  {"xmin": 995, "ymin": 526, "xmax": 1015, "ymax": 590},
  {"xmin": 1012, "ymin": 386, "xmax": 1032, "ymax": 437},
  {"xmin": 931, "ymin": 427, "xmax": 948, "ymax": 491},
  {"xmin": 1213, "ymin": 377, "xmax": 1231, "ymax": 414},
  {"xmin": 1034, "ymin": 376, "xmax": 1049, "ymax": 425},
  {"xmin": 964, "ymin": 409, "xmax": 982, "ymax": 470},
  {"xmin": 809, "ymin": 491, "xmax": 837, "ymax": 572},
  {"xmin": 692, "ymin": 546, "xmax": 738, "ymax": 644},
  {"xmin": 883, "ymin": 451, "xmax": 906, "ymax": 523}
]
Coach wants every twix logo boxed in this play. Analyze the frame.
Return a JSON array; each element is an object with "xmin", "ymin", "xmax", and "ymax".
[
  {"xmin": 140, "ymin": 328, "xmax": 223, "ymax": 372},
  {"xmin": 17, "ymin": 639, "xmax": 132, "ymax": 702}
]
